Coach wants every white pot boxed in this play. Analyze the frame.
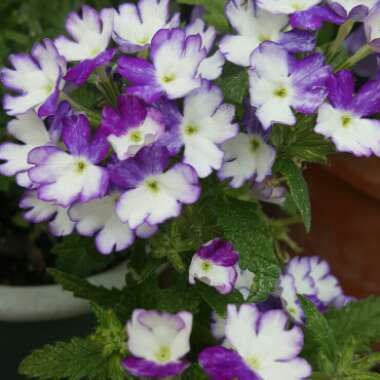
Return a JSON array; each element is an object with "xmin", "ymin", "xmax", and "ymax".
[{"xmin": 0, "ymin": 261, "xmax": 127, "ymax": 322}]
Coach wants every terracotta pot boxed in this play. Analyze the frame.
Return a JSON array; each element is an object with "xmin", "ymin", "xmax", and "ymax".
[{"xmin": 293, "ymin": 161, "xmax": 380, "ymax": 298}]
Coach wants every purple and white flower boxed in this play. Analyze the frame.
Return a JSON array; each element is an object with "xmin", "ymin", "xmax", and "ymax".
[
  {"xmin": 20, "ymin": 191, "xmax": 75, "ymax": 237},
  {"xmin": 28, "ymin": 114, "xmax": 109, "ymax": 208},
  {"xmin": 117, "ymin": 28, "xmax": 206, "ymax": 103},
  {"xmin": 315, "ymin": 70, "xmax": 380, "ymax": 156},
  {"xmin": 159, "ymin": 81, "xmax": 238, "ymax": 178},
  {"xmin": 1, "ymin": 39, "xmax": 66, "ymax": 117},
  {"xmin": 220, "ymin": 0, "xmax": 315, "ymax": 67},
  {"xmin": 252, "ymin": 180, "xmax": 286, "ymax": 205},
  {"xmin": 113, "ymin": 0, "xmax": 180, "ymax": 53},
  {"xmin": 189, "ymin": 239, "xmax": 239, "ymax": 294},
  {"xmin": 279, "ymin": 256, "xmax": 342, "ymax": 323},
  {"xmin": 109, "ymin": 146, "xmax": 200, "ymax": 229},
  {"xmin": 55, "ymin": 6, "xmax": 115, "ymax": 85},
  {"xmin": 218, "ymin": 103, "xmax": 276, "ymax": 188},
  {"xmin": 123, "ymin": 309, "xmax": 193, "ymax": 378},
  {"xmin": 0, "ymin": 111, "xmax": 50, "ymax": 188},
  {"xmin": 235, "ymin": 267, "xmax": 256, "ymax": 300},
  {"xmin": 200, "ymin": 304, "xmax": 311, "ymax": 380},
  {"xmin": 70, "ymin": 191, "xmax": 157, "ymax": 255},
  {"xmin": 186, "ymin": 17, "xmax": 225, "ymax": 80},
  {"xmin": 328, "ymin": 0, "xmax": 379, "ymax": 17},
  {"xmin": 256, "ymin": 0, "xmax": 322, "ymax": 13},
  {"xmin": 249, "ymin": 42, "xmax": 331, "ymax": 128},
  {"xmin": 101, "ymin": 95, "xmax": 165, "ymax": 161}
]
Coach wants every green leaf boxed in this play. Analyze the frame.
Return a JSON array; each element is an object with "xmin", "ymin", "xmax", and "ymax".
[
  {"xmin": 212, "ymin": 197, "xmax": 280, "ymax": 302},
  {"xmin": 300, "ymin": 297, "xmax": 337, "ymax": 370},
  {"xmin": 195, "ymin": 283, "xmax": 243, "ymax": 317},
  {"xmin": 326, "ymin": 297, "xmax": 380, "ymax": 350},
  {"xmin": 274, "ymin": 158, "xmax": 311, "ymax": 232},
  {"xmin": 48, "ymin": 268, "xmax": 128, "ymax": 319},
  {"xmin": 176, "ymin": 0, "xmax": 229, "ymax": 31},
  {"xmin": 216, "ymin": 63, "xmax": 249, "ymax": 104},
  {"xmin": 53, "ymin": 235, "xmax": 115, "ymax": 277},
  {"xmin": 353, "ymin": 352, "xmax": 380, "ymax": 372},
  {"xmin": 19, "ymin": 337, "xmax": 117, "ymax": 380}
]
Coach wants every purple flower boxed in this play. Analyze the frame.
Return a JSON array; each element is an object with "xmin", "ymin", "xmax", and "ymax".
[
  {"xmin": 219, "ymin": 1, "xmax": 315, "ymax": 67},
  {"xmin": 252, "ymin": 181, "xmax": 286, "ymax": 205},
  {"xmin": 55, "ymin": 6, "xmax": 115, "ymax": 85},
  {"xmin": 315, "ymin": 70, "xmax": 380, "ymax": 156},
  {"xmin": 108, "ymin": 146, "xmax": 201, "ymax": 229},
  {"xmin": 70, "ymin": 191, "xmax": 157, "ymax": 255},
  {"xmin": 123, "ymin": 309, "xmax": 192, "ymax": 379},
  {"xmin": 189, "ymin": 239, "xmax": 239, "ymax": 294},
  {"xmin": 117, "ymin": 28, "xmax": 206, "ymax": 103},
  {"xmin": 1, "ymin": 39, "xmax": 66, "ymax": 117},
  {"xmin": 100, "ymin": 95, "xmax": 165, "ymax": 161},
  {"xmin": 328, "ymin": 0, "xmax": 379, "ymax": 19},
  {"xmin": 200, "ymin": 304, "xmax": 311, "ymax": 380},
  {"xmin": 28, "ymin": 114, "xmax": 109, "ymax": 208},
  {"xmin": 249, "ymin": 42, "xmax": 331, "ymax": 128},
  {"xmin": 113, "ymin": 0, "xmax": 180, "ymax": 53},
  {"xmin": 218, "ymin": 103, "xmax": 276, "ymax": 188},
  {"xmin": 20, "ymin": 190, "xmax": 75, "ymax": 237},
  {"xmin": 0, "ymin": 111, "xmax": 51, "ymax": 188}
]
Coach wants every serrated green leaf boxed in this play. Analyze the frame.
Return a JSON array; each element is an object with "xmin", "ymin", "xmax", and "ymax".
[
  {"xmin": 48, "ymin": 268, "xmax": 128, "ymax": 319},
  {"xmin": 216, "ymin": 63, "xmax": 249, "ymax": 104},
  {"xmin": 176, "ymin": 0, "xmax": 229, "ymax": 31},
  {"xmin": 53, "ymin": 235, "xmax": 115, "ymax": 277},
  {"xmin": 274, "ymin": 158, "xmax": 311, "ymax": 232},
  {"xmin": 300, "ymin": 297, "xmax": 337, "ymax": 370},
  {"xmin": 326, "ymin": 297, "xmax": 380, "ymax": 350},
  {"xmin": 19, "ymin": 337, "xmax": 111, "ymax": 380},
  {"xmin": 196, "ymin": 282, "xmax": 244, "ymax": 317},
  {"xmin": 212, "ymin": 197, "xmax": 280, "ymax": 302}
]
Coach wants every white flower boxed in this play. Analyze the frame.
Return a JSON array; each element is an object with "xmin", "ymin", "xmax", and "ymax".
[
  {"xmin": 0, "ymin": 111, "xmax": 50, "ymax": 188},
  {"xmin": 20, "ymin": 191, "xmax": 75, "ymax": 237},
  {"xmin": 55, "ymin": 6, "xmax": 114, "ymax": 61},
  {"xmin": 220, "ymin": 1, "xmax": 288, "ymax": 67},
  {"xmin": 113, "ymin": 0, "xmax": 179, "ymax": 52},
  {"xmin": 219, "ymin": 132, "xmax": 276, "ymax": 188},
  {"xmin": 257, "ymin": 0, "xmax": 321, "ymax": 14},
  {"xmin": 180, "ymin": 82, "xmax": 238, "ymax": 178}
]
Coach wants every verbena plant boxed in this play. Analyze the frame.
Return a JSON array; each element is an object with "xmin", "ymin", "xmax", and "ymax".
[{"xmin": 0, "ymin": 0, "xmax": 380, "ymax": 379}]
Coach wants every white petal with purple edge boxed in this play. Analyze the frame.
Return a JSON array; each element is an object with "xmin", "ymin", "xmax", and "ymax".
[
  {"xmin": 117, "ymin": 164, "xmax": 200, "ymax": 228},
  {"xmin": 219, "ymin": 133, "xmax": 276, "ymax": 188},
  {"xmin": 329, "ymin": 0, "xmax": 378, "ymax": 13},
  {"xmin": 181, "ymin": 83, "xmax": 238, "ymax": 178},
  {"xmin": 279, "ymin": 274, "xmax": 304, "ymax": 323},
  {"xmin": 70, "ymin": 193, "xmax": 135, "ymax": 254},
  {"xmin": 220, "ymin": 2, "xmax": 288, "ymax": 67},
  {"xmin": 55, "ymin": 7, "xmax": 113, "ymax": 61},
  {"xmin": 197, "ymin": 50, "xmax": 225, "ymax": 81},
  {"xmin": 20, "ymin": 191, "xmax": 75, "ymax": 237},
  {"xmin": 113, "ymin": 0, "xmax": 179, "ymax": 50},
  {"xmin": 108, "ymin": 113, "xmax": 164, "ymax": 160},
  {"xmin": 315, "ymin": 103, "xmax": 380, "ymax": 156}
]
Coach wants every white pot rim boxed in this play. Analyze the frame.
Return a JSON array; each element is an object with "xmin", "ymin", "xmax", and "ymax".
[{"xmin": 0, "ymin": 261, "xmax": 127, "ymax": 323}]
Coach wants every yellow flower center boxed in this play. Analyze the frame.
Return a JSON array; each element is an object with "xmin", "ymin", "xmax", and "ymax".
[
  {"xmin": 146, "ymin": 179, "xmax": 160, "ymax": 193},
  {"xmin": 130, "ymin": 130, "xmax": 142, "ymax": 143},
  {"xmin": 274, "ymin": 87, "xmax": 288, "ymax": 98},
  {"xmin": 251, "ymin": 137, "xmax": 261, "ymax": 152},
  {"xmin": 155, "ymin": 346, "xmax": 171, "ymax": 363},
  {"xmin": 162, "ymin": 73, "xmax": 176, "ymax": 84},
  {"xmin": 184, "ymin": 124, "xmax": 199, "ymax": 136},
  {"xmin": 258, "ymin": 33, "xmax": 272, "ymax": 42},
  {"xmin": 246, "ymin": 356, "xmax": 261, "ymax": 371},
  {"xmin": 201, "ymin": 261, "xmax": 213, "ymax": 273},
  {"xmin": 341, "ymin": 115, "xmax": 352, "ymax": 127},
  {"xmin": 74, "ymin": 160, "xmax": 88, "ymax": 174}
]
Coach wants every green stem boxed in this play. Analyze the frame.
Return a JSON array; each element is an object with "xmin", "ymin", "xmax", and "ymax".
[
  {"xmin": 335, "ymin": 44, "xmax": 374, "ymax": 71},
  {"xmin": 96, "ymin": 67, "xmax": 119, "ymax": 106},
  {"xmin": 60, "ymin": 92, "xmax": 101, "ymax": 125},
  {"xmin": 329, "ymin": 20, "xmax": 355, "ymax": 58}
]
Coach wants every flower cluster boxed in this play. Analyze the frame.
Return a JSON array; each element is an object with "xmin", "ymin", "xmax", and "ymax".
[
  {"xmin": 2, "ymin": 0, "xmax": 380, "ymax": 378},
  {"xmin": 2, "ymin": 0, "xmax": 380, "ymax": 256}
]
